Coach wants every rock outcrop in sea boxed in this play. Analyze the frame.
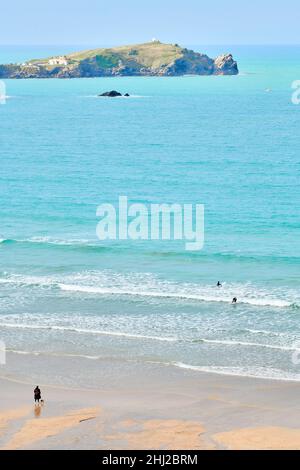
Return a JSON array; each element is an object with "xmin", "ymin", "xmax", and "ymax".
[{"xmin": 99, "ymin": 91, "xmax": 123, "ymax": 97}]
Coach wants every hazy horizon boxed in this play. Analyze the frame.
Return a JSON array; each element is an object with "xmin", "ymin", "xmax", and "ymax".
[{"xmin": 1, "ymin": 43, "xmax": 300, "ymax": 49}]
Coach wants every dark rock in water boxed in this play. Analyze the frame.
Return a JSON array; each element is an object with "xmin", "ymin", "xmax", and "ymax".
[
  {"xmin": 124, "ymin": 93, "xmax": 130, "ymax": 97},
  {"xmin": 99, "ymin": 90, "xmax": 122, "ymax": 97}
]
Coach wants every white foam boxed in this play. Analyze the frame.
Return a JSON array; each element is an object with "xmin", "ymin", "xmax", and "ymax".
[
  {"xmin": 174, "ymin": 362, "xmax": 300, "ymax": 382},
  {"xmin": 27, "ymin": 236, "xmax": 91, "ymax": 246},
  {"xmin": 1, "ymin": 321, "xmax": 298, "ymax": 352},
  {"xmin": 244, "ymin": 328, "xmax": 286, "ymax": 337},
  {"xmin": 0, "ymin": 271, "xmax": 298, "ymax": 309},
  {"xmin": 94, "ymin": 94, "xmax": 147, "ymax": 99},
  {"xmin": 0, "ymin": 95, "xmax": 13, "ymax": 100},
  {"xmin": 58, "ymin": 282, "xmax": 292, "ymax": 308},
  {"xmin": 0, "ymin": 236, "xmax": 93, "ymax": 246},
  {"xmin": 0, "ymin": 323, "xmax": 177, "ymax": 342},
  {"xmin": 197, "ymin": 338, "xmax": 299, "ymax": 352},
  {"xmin": 7, "ymin": 349, "xmax": 100, "ymax": 360}
]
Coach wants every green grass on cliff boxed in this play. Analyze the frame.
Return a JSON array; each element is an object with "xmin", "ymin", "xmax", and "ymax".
[{"xmin": 58, "ymin": 42, "xmax": 183, "ymax": 69}]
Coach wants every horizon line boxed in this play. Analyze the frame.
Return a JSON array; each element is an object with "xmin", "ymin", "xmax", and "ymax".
[{"xmin": 1, "ymin": 43, "xmax": 300, "ymax": 47}]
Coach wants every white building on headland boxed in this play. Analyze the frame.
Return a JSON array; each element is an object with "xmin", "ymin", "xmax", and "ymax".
[{"xmin": 48, "ymin": 56, "xmax": 68, "ymax": 66}]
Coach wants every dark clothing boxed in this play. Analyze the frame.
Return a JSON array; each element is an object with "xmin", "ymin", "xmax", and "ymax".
[{"xmin": 34, "ymin": 387, "xmax": 41, "ymax": 402}]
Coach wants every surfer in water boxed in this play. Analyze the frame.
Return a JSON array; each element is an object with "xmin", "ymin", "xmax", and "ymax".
[
  {"xmin": 232, "ymin": 297, "xmax": 237, "ymax": 304},
  {"xmin": 217, "ymin": 281, "xmax": 222, "ymax": 287}
]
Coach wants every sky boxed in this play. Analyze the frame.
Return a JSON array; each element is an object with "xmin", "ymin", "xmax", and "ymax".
[{"xmin": 1, "ymin": 0, "xmax": 299, "ymax": 45}]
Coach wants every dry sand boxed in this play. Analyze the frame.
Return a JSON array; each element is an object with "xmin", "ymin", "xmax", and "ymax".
[
  {"xmin": 106, "ymin": 419, "xmax": 213, "ymax": 450},
  {"xmin": 213, "ymin": 427, "xmax": 300, "ymax": 450},
  {"xmin": 1, "ymin": 362, "xmax": 300, "ymax": 450}
]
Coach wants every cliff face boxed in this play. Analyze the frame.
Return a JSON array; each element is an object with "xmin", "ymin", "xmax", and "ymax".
[
  {"xmin": 213, "ymin": 54, "xmax": 238, "ymax": 75},
  {"xmin": 0, "ymin": 42, "xmax": 238, "ymax": 78}
]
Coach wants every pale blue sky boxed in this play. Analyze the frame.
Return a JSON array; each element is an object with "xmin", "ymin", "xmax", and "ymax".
[{"xmin": 1, "ymin": 0, "xmax": 299, "ymax": 45}]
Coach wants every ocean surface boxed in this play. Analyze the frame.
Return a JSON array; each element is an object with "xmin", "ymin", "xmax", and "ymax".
[{"xmin": 0, "ymin": 45, "xmax": 300, "ymax": 386}]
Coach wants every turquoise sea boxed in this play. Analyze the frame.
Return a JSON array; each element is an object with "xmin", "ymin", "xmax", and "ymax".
[{"xmin": 0, "ymin": 45, "xmax": 300, "ymax": 385}]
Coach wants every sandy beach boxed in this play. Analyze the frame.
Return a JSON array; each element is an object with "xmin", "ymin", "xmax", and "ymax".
[{"xmin": 1, "ymin": 361, "xmax": 300, "ymax": 450}]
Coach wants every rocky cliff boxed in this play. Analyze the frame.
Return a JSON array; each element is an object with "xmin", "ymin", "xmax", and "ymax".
[{"xmin": 0, "ymin": 42, "xmax": 238, "ymax": 78}]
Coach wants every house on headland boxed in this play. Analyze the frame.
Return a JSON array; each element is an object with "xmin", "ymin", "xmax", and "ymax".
[{"xmin": 48, "ymin": 56, "xmax": 68, "ymax": 66}]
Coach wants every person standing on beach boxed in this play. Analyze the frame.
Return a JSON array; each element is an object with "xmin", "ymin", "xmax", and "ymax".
[{"xmin": 34, "ymin": 386, "xmax": 41, "ymax": 404}]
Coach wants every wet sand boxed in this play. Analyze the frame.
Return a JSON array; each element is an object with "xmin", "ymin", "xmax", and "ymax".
[{"xmin": 1, "ymin": 362, "xmax": 300, "ymax": 450}]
